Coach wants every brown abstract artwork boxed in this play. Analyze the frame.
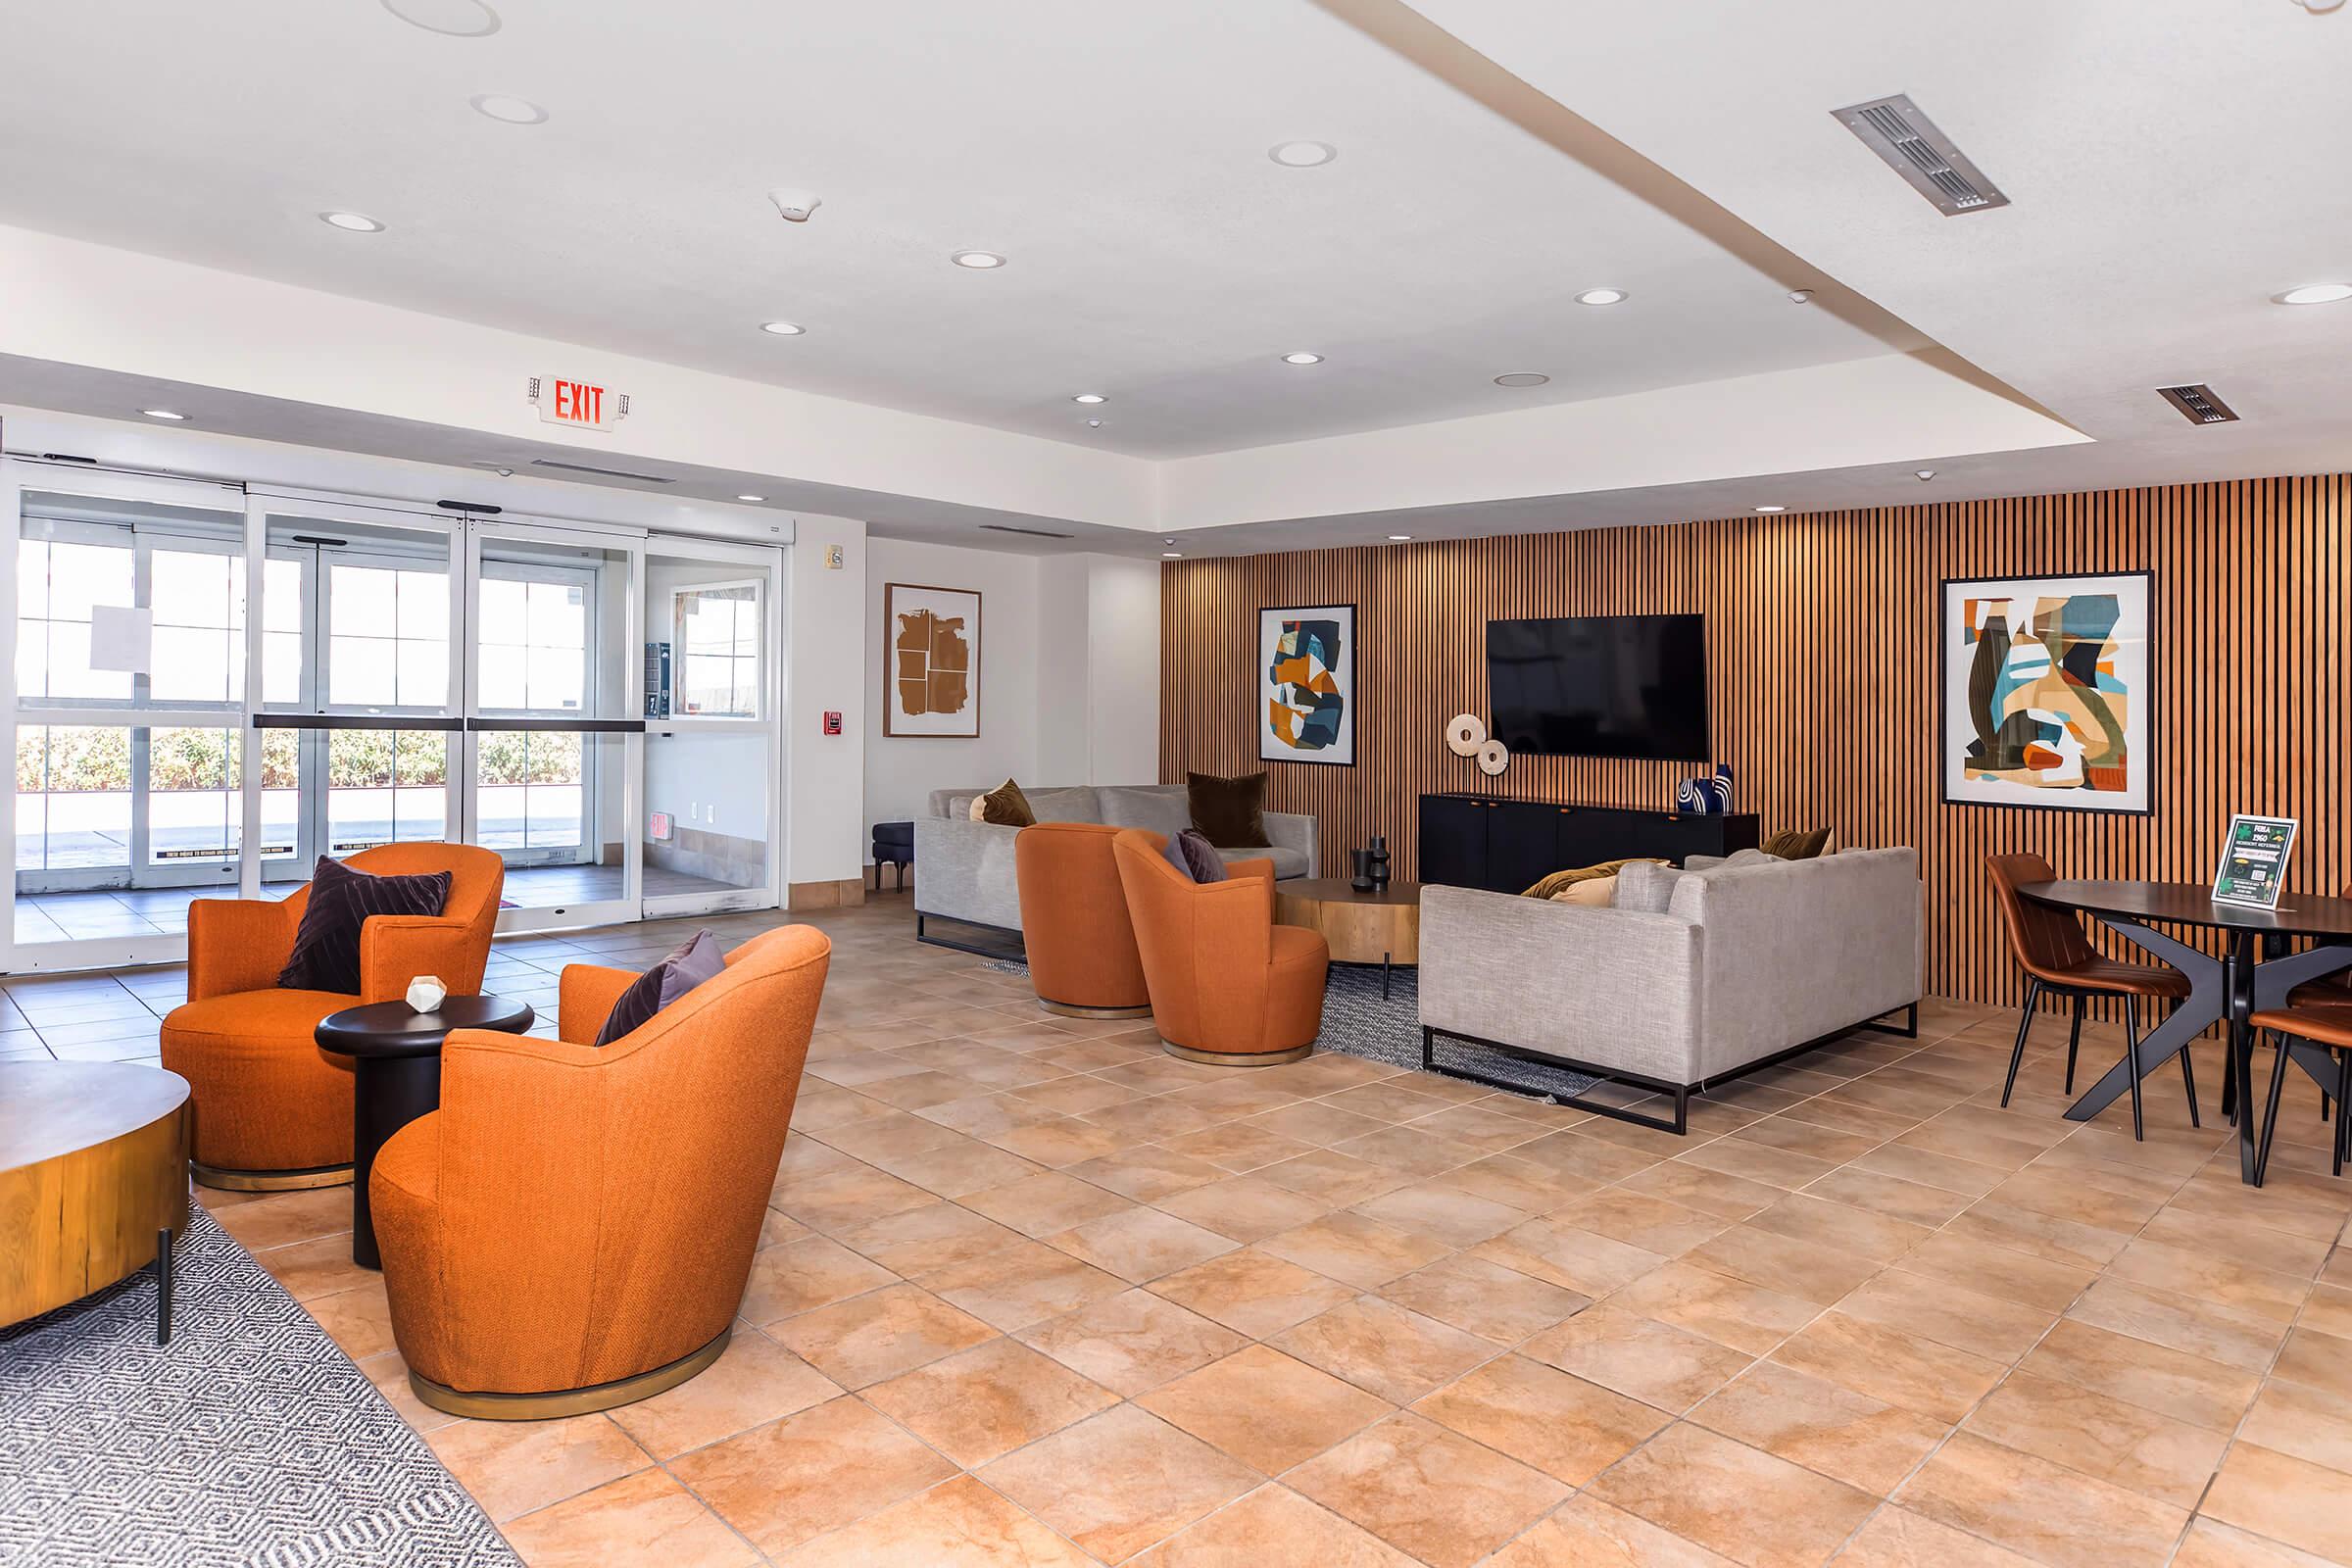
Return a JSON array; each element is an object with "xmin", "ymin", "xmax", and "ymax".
[
  {"xmin": 883, "ymin": 583, "xmax": 982, "ymax": 736},
  {"xmin": 1942, "ymin": 571, "xmax": 2149, "ymax": 813}
]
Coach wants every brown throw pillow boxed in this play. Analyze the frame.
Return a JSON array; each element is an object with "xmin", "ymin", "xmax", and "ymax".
[
  {"xmin": 1521, "ymin": 858, "xmax": 1664, "ymax": 900},
  {"xmin": 977, "ymin": 779, "xmax": 1036, "ymax": 827},
  {"xmin": 278, "ymin": 856, "xmax": 452, "ymax": 994},
  {"xmin": 596, "ymin": 929, "xmax": 726, "ymax": 1047},
  {"xmin": 1762, "ymin": 827, "xmax": 1833, "ymax": 860},
  {"xmin": 1186, "ymin": 770, "xmax": 1269, "ymax": 848},
  {"xmin": 1162, "ymin": 828, "xmax": 1228, "ymax": 884}
]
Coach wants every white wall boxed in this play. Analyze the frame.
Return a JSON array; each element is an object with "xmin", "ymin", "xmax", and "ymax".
[
  {"xmin": 787, "ymin": 515, "xmax": 867, "ymax": 887},
  {"xmin": 864, "ymin": 538, "xmax": 1044, "ymax": 832},
  {"xmin": 861, "ymin": 543, "xmax": 1157, "ymax": 848}
]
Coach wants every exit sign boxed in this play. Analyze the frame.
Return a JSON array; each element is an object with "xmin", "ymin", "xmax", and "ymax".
[{"xmin": 528, "ymin": 375, "xmax": 630, "ymax": 430}]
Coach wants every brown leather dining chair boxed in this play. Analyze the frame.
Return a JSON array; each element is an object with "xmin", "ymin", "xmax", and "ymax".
[
  {"xmin": 1985, "ymin": 853, "xmax": 2196, "ymax": 1140},
  {"xmin": 2249, "ymin": 994, "xmax": 2352, "ymax": 1184}
]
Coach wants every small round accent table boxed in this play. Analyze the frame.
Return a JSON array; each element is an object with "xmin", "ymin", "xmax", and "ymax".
[
  {"xmin": 0, "ymin": 1061, "xmax": 190, "ymax": 1343},
  {"xmin": 317, "ymin": 996, "xmax": 534, "ymax": 1268},
  {"xmin": 1275, "ymin": 878, "xmax": 1421, "ymax": 999}
]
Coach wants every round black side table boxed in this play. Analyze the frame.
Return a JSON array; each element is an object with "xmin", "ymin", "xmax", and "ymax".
[{"xmin": 317, "ymin": 995, "xmax": 534, "ymax": 1267}]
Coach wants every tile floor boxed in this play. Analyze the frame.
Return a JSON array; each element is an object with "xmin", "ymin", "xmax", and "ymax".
[{"xmin": 24, "ymin": 891, "xmax": 2352, "ymax": 1566}]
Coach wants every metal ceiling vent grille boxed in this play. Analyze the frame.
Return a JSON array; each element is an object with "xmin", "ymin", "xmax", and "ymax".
[
  {"xmin": 1834, "ymin": 94, "xmax": 2010, "ymax": 216},
  {"xmin": 978, "ymin": 522, "xmax": 1075, "ymax": 539},
  {"xmin": 2158, "ymin": 383, "xmax": 2240, "ymax": 424},
  {"xmin": 529, "ymin": 458, "xmax": 676, "ymax": 483}
]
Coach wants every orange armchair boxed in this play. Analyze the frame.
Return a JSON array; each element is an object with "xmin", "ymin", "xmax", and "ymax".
[
  {"xmin": 161, "ymin": 843, "xmax": 504, "ymax": 1190},
  {"xmin": 1015, "ymin": 822, "xmax": 1152, "ymax": 1018},
  {"xmin": 369, "ymin": 924, "xmax": 831, "ymax": 1419},
  {"xmin": 1110, "ymin": 830, "xmax": 1327, "ymax": 1065}
]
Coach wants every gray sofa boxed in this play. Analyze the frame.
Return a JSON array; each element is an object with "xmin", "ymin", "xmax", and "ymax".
[
  {"xmin": 1418, "ymin": 846, "xmax": 1923, "ymax": 1132},
  {"xmin": 913, "ymin": 785, "xmax": 1318, "ymax": 943}
]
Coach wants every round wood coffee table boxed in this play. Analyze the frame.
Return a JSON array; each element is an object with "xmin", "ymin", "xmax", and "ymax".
[
  {"xmin": 317, "ymin": 995, "xmax": 534, "ymax": 1268},
  {"xmin": 0, "ymin": 1061, "xmax": 190, "ymax": 1343},
  {"xmin": 1275, "ymin": 878, "xmax": 1421, "ymax": 998}
]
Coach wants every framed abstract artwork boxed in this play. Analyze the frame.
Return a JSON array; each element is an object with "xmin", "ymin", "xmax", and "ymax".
[
  {"xmin": 1259, "ymin": 604, "xmax": 1354, "ymax": 766},
  {"xmin": 1941, "ymin": 570, "xmax": 2151, "ymax": 814},
  {"xmin": 883, "ymin": 582, "xmax": 980, "ymax": 738}
]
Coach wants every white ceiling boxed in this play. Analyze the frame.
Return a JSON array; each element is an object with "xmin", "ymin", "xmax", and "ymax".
[
  {"xmin": 1, "ymin": 0, "xmax": 2348, "ymax": 553},
  {"xmin": 0, "ymin": 0, "xmax": 1890, "ymax": 461}
]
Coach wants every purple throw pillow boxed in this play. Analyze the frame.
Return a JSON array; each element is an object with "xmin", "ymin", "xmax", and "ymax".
[
  {"xmin": 595, "ymin": 929, "xmax": 726, "ymax": 1047},
  {"xmin": 1165, "ymin": 829, "xmax": 1227, "ymax": 884},
  {"xmin": 277, "ymin": 856, "xmax": 453, "ymax": 994}
]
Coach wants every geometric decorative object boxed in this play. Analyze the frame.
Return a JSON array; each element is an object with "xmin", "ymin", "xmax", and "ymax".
[
  {"xmin": 1259, "ymin": 604, "xmax": 1354, "ymax": 765},
  {"xmin": 1476, "ymin": 738, "xmax": 1510, "ymax": 776},
  {"xmin": 404, "ymin": 975, "xmax": 447, "ymax": 1013},
  {"xmin": 884, "ymin": 582, "xmax": 982, "ymax": 738},
  {"xmin": 1676, "ymin": 764, "xmax": 1735, "ymax": 815},
  {"xmin": 1445, "ymin": 712, "xmax": 1487, "ymax": 757},
  {"xmin": 1942, "ymin": 570, "xmax": 2151, "ymax": 813}
]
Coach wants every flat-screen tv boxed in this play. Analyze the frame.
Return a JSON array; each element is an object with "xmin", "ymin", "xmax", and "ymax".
[{"xmin": 1487, "ymin": 614, "xmax": 1709, "ymax": 760}]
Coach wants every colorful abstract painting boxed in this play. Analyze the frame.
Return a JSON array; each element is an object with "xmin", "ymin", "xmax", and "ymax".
[
  {"xmin": 1259, "ymin": 604, "xmax": 1354, "ymax": 765},
  {"xmin": 883, "ymin": 583, "xmax": 981, "ymax": 737},
  {"xmin": 1941, "ymin": 571, "xmax": 2150, "ymax": 813}
]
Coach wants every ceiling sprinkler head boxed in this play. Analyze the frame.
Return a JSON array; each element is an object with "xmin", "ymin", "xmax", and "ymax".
[{"xmin": 767, "ymin": 187, "xmax": 822, "ymax": 222}]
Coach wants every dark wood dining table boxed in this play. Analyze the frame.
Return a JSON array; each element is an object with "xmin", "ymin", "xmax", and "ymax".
[{"xmin": 2019, "ymin": 880, "xmax": 2352, "ymax": 1184}]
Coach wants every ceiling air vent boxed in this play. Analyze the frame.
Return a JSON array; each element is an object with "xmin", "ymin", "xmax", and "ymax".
[
  {"xmin": 2157, "ymin": 383, "xmax": 2240, "ymax": 424},
  {"xmin": 978, "ymin": 523, "xmax": 1076, "ymax": 539},
  {"xmin": 1833, "ymin": 94, "xmax": 2009, "ymax": 216},
  {"xmin": 529, "ymin": 458, "xmax": 676, "ymax": 483}
]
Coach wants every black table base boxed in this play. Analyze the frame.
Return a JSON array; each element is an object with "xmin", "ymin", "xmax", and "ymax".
[{"xmin": 349, "ymin": 1054, "xmax": 442, "ymax": 1269}]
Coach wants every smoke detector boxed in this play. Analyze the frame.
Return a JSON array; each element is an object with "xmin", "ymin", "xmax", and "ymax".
[{"xmin": 767, "ymin": 188, "xmax": 822, "ymax": 223}]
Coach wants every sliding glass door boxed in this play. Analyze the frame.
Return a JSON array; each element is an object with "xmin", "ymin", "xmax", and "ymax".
[{"xmin": 5, "ymin": 459, "xmax": 781, "ymax": 971}]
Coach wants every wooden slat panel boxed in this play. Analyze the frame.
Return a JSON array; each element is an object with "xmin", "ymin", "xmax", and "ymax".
[{"xmin": 1160, "ymin": 475, "xmax": 2352, "ymax": 1006}]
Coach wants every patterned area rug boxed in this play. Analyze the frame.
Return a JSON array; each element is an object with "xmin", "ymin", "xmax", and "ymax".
[
  {"xmin": 986, "ymin": 957, "xmax": 1600, "ymax": 1102},
  {"xmin": 0, "ymin": 1208, "xmax": 516, "ymax": 1568}
]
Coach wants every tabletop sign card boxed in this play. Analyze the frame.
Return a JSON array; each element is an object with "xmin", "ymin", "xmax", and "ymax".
[{"xmin": 2211, "ymin": 813, "xmax": 2298, "ymax": 908}]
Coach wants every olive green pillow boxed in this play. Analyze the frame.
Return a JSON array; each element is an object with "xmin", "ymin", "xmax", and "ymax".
[
  {"xmin": 977, "ymin": 778, "xmax": 1036, "ymax": 827},
  {"xmin": 1762, "ymin": 827, "xmax": 1833, "ymax": 860},
  {"xmin": 1521, "ymin": 858, "xmax": 1663, "ymax": 900},
  {"xmin": 1186, "ymin": 770, "xmax": 1271, "ymax": 848}
]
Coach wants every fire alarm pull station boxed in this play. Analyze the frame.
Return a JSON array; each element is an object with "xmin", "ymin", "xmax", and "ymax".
[{"xmin": 823, "ymin": 710, "xmax": 843, "ymax": 736}]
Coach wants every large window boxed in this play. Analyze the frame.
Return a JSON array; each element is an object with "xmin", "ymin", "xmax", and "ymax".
[
  {"xmin": 671, "ymin": 581, "xmax": 762, "ymax": 718},
  {"xmin": 327, "ymin": 563, "xmax": 448, "ymax": 709}
]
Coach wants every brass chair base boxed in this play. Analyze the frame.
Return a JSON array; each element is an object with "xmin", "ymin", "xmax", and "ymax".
[
  {"xmin": 409, "ymin": 1328, "xmax": 731, "ymax": 1421},
  {"xmin": 1039, "ymin": 998, "xmax": 1153, "ymax": 1020},
  {"xmin": 191, "ymin": 1160, "xmax": 353, "ymax": 1193},
  {"xmin": 1161, "ymin": 1040, "xmax": 1312, "ymax": 1067}
]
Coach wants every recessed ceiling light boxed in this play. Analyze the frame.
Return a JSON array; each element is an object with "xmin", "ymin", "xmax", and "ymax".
[
  {"xmin": 1162, "ymin": 552, "xmax": 1183, "ymax": 559},
  {"xmin": 1072, "ymin": 393, "xmax": 1106, "ymax": 404},
  {"xmin": 1494, "ymin": 372, "xmax": 1550, "ymax": 388},
  {"xmin": 140, "ymin": 409, "xmax": 188, "ymax": 420},
  {"xmin": 1576, "ymin": 288, "xmax": 1628, "ymax": 307},
  {"xmin": 1753, "ymin": 505, "xmax": 1785, "ymax": 514},
  {"xmin": 319, "ymin": 211, "xmax": 385, "ymax": 233},
  {"xmin": 1387, "ymin": 534, "xmax": 1412, "ymax": 541},
  {"xmin": 381, "ymin": 0, "xmax": 500, "ymax": 35},
  {"xmin": 1281, "ymin": 352, "xmax": 1324, "ymax": 366},
  {"xmin": 950, "ymin": 249, "xmax": 1006, "ymax": 270},
  {"xmin": 736, "ymin": 494, "xmax": 766, "ymax": 503},
  {"xmin": 1086, "ymin": 418, "xmax": 1103, "ymax": 428},
  {"xmin": 759, "ymin": 319, "xmax": 806, "ymax": 336},
  {"xmin": 1268, "ymin": 141, "xmax": 1337, "ymax": 168},
  {"xmin": 469, "ymin": 93, "xmax": 547, "ymax": 125},
  {"xmin": 2276, "ymin": 283, "xmax": 2352, "ymax": 306},
  {"xmin": 1788, "ymin": 289, "xmax": 1815, "ymax": 304},
  {"xmin": 1916, "ymin": 469, "xmax": 1937, "ymax": 481}
]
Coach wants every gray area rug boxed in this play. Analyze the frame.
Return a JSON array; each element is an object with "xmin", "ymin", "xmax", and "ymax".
[
  {"xmin": 0, "ymin": 1207, "xmax": 517, "ymax": 1568},
  {"xmin": 986, "ymin": 956, "xmax": 1600, "ymax": 1102}
]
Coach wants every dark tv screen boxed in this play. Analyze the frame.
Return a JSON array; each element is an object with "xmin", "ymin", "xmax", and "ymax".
[{"xmin": 1487, "ymin": 614, "xmax": 1709, "ymax": 760}]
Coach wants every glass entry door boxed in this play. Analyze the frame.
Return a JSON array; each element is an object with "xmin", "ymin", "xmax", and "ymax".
[
  {"xmin": 7, "ymin": 464, "xmax": 256, "ymax": 964},
  {"xmin": 642, "ymin": 536, "xmax": 783, "ymax": 916},
  {"xmin": 463, "ymin": 518, "xmax": 643, "ymax": 930}
]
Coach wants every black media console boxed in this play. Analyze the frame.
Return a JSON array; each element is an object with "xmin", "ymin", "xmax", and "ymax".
[{"xmin": 1417, "ymin": 793, "xmax": 1760, "ymax": 893}]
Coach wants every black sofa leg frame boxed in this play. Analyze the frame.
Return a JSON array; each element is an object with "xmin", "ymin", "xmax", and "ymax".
[{"xmin": 1421, "ymin": 1025, "xmax": 1691, "ymax": 1135}]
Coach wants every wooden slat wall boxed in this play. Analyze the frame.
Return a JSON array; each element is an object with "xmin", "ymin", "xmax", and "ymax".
[{"xmin": 1160, "ymin": 475, "xmax": 2352, "ymax": 1006}]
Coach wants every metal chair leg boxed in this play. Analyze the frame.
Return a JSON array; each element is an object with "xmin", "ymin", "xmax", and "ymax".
[
  {"xmin": 2335, "ymin": 1049, "xmax": 2350, "ymax": 1178},
  {"xmin": 2179, "ymin": 1034, "xmax": 2200, "ymax": 1130},
  {"xmin": 2001, "ymin": 977, "xmax": 2042, "ymax": 1108},
  {"xmin": 2065, "ymin": 994, "xmax": 2084, "ymax": 1095},
  {"xmin": 2256, "ymin": 1030, "xmax": 2294, "ymax": 1187},
  {"xmin": 2125, "ymin": 995, "xmax": 2144, "ymax": 1142}
]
